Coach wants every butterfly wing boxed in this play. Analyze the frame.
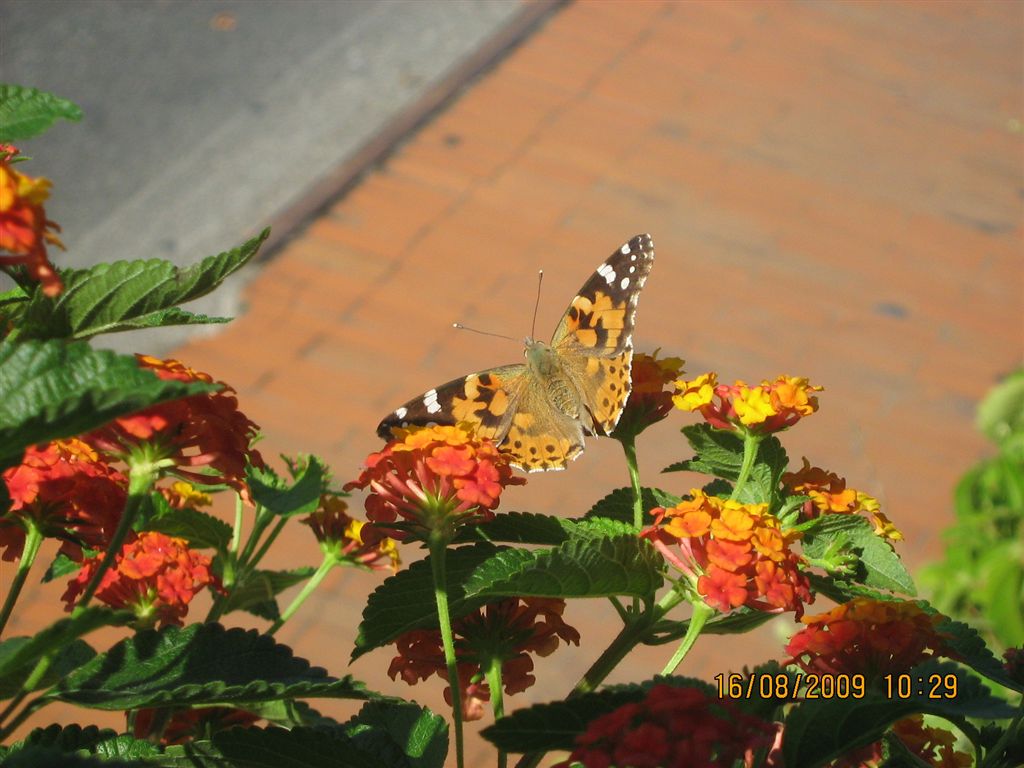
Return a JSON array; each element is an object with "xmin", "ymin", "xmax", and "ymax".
[
  {"xmin": 376, "ymin": 365, "xmax": 528, "ymax": 443},
  {"xmin": 550, "ymin": 234, "xmax": 655, "ymax": 435}
]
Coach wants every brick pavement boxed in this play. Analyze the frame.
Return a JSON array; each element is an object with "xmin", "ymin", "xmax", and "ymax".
[{"xmin": 9, "ymin": 1, "xmax": 1022, "ymax": 764}]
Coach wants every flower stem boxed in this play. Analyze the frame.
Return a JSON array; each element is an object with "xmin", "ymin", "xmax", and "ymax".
[
  {"xmin": 0, "ymin": 522, "xmax": 43, "ymax": 636},
  {"xmin": 249, "ymin": 517, "xmax": 288, "ymax": 570},
  {"xmin": 484, "ymin": 655, "xmax": 507, "ymax": 768},
  {"xmin": 73, "ymin": 461, "xmax": 158, "ymax": 614},
  {"xmin": 269, "ymin": 553, "xmax": 335, "ymax": 636},
  {"xmin": 730, "ymin": 432, "xmax": 763, "ymax": 501},
  {"xmin": 621, "ymin": 436, "xmax": 644, "ymax": 531},
  {"xmin": 659, "ymin": 601, "xmax": 713, "ymax": 676},
  {"xmin": 429, "ymin": 531, "xmax": 464, "ymax": 768}
]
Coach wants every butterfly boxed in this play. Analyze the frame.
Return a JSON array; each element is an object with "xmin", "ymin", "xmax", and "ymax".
[{"xmin": 376, "ymin": 234, "xmax": 655, "ymax": 472}]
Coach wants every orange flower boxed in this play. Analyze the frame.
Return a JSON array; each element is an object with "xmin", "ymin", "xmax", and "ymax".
[
  {"xmin": 612, "ymin": 349, "xmax": 685, "ymax": 438},
  {"xmin": 782, "ymin": 459, "xmax": 903, "ymax": 541},
  {"xmin": 388, "ymin": 597, "xmax": 579, "ymax": 720},
  {"xmin": 643, "ymin": 490, "xmax": 811, "ymax": 616},
  {"xmin": 673, "ymin": 374, "xmax": 821, "ymax": 434},
  {"xmin": 301, "ymin": 495, "xmax": 399, "ymax": 571},
  {"xmin": 344, "ymin": 424, "xmax": 523, "ymax": 540},
  {"xmin": 785, "ymin": 598, "xmax": 952, "ymax": 678},
  {"xmin": 1, "ymin": 439, "xmax": 126, "ymax": 562},
  {"xmin": 555, "ymin": 684, "xmax": 775, "ymax": 768},
  {"xmin": 0, "ymin": 149, "xmax": 64, "ymax": 296},
  {"xmin": 62, "ymin": 531, "xmax": 218, "ymax": 627},
  {"xmin": 88, "ymin": 356, "xmax": 263, "ymax": 498}
]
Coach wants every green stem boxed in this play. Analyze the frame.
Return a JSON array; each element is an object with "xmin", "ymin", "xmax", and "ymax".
[
  {"xmin": 249, "ymin": 517, "xmax": 288, "ymax": 571},
  {"xmin": 268, "ymin": 553, "xmax": 335, "ymax": 636},
  {"xmin": 0, "ymin": 522, "xmax": 44, "ymax": 636},
  {"xmin": 730, "ymin": 432, "xmax": 763, "ymax": 501},
  {"xmin": 229, "ymin": 493, "xmax": 244, "ymax": 554},
  {"xmin": 484, "ymin": 655, "xmax": 507, "ymax": 768},
  {"xmin": 236, "ymin": 505, "xmax": 273, "ymax": 568},
  {"xmin": 429, "ymin": 531, "xmax": 464, "ymax": 768},
  {"xmin": 73, "ymin": 461, "xmax": 158, "ymax": 614},
  {"xmin": 621, "ymin": 436, "xmax": 644, "ymax": 531},
  {"xmin": 659, "ymin": 601, "xmax": 713, "ymax": 676}
]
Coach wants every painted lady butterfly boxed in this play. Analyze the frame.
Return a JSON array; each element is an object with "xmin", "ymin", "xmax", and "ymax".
[{"xmin": 377, "ymin": 234, "xmax": 655, "ymax": 472}]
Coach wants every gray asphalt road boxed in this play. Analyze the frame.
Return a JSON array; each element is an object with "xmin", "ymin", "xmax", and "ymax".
[{"xmin": 1, "ymin": 0, "xmax": 521, "ymax": 352}]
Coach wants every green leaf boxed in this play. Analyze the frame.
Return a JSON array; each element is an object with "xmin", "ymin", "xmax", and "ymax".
[
  {"xmin": 454, "ymin": 511, "xmax": 574, "ymax": 545},
  {"xmin": 42, "ymin": 551, "xmax": 84, "ymax": 582},
  {"xmin": 782, "ymin": 660, "xmax": 1015, "ymax": 768},
  {"xmin": 0, "ymin": 746, "xmax": 145, "ymax": 768},
  {"xmin": 984, "ymin": 550, "xmax": 1024, "ymax": 647},
  {"xmin": 801, "ymin": 515, "xmax": 915, "ymax": 595},
  {"xmin": 352, "ymin": 544, "xmax": 498, "ymax": 661},
  {"xmin": 94, "ymin": 734, "xmax": 163, "ymax": 761},
  {"xmin": 248, "ymin": 456, "xmax": 326, "ymax": 518},
  {"xmin": 5, "ymin": 723, "xmax": 117, "ymax": 754},
  {"xmin": 15, "ymin": 230, "xmax": 268, "ymax": 341},
  {"xmin": 0, "ymin": 340, "xmax": 217, "ymax": 467},
  {"xmin": 464, "ymin": 535, "xmax": 664, "ymax": 600},
  {"xmin": 583, "ymin": 486, "xmax": 682, "ymax": 525},
  {"xmin": 0, "ymin": 608, "xmax": 129, "ymax": 695},
  {"xmin": 0, "ymin": 85, "xmax": 82, "ymax": 141},
  {"xmin": 159, "ymin": 726, "xmax": 387, "ymax": 768},
  {"xmin": 146, "ymin": 506, "xmax": 233, "ymax": 552},
  {"xmin": 219, "ymin": 568, "xmax": 316, "ymax": 619},
  {"xmin": 930, "ymin": 612, "xmax": 1024, "ymax": 692},
  {"xmin": 977, "ymin": 368, "xmax": 1024, "ymax": 447},
  {"xmin": 52, "ymin": 623, "xmax": 374, "ymax": 710},
  {"xmin": 344, "ymin": 701, "xmax": 448, "ymax": 768}
]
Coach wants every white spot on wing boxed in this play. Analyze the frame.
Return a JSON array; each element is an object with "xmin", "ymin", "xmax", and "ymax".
[
  {"xmin": 620, "ymin": 276, "xmax": 630, "ymax": 289},
  {"xmin": 423, "ymin": 389, "xmax": 441, "ymax": 414},
  {"xmin": 395, "ymin": 406, "xmax": 408, "ymax": 419},
  {"xmin": 629, "ymin": 265, "xmax": 636, "ymax": 273},
  {"xmin": 597, "ymin": 263, "xmax": 616, "ymax": 285},
  {"xmin": 619, "ymin": 244, "xmax": 630, "ymax": 255}
]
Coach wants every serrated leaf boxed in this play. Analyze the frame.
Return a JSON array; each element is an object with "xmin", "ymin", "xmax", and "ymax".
[
  {"xmin": 218, "ymin": 568, "xmax": 316, "ymax": 618},
  {"xmin": 0, "ymin": 85, "xmax": 82, "ymax": 141},
  {"xmin": 344, "ymin": 701, "xmax": 448, "ymax": 768},
  {"xmin": 930, "ymin": 612, "xmax": 1024, "ymax": 692},
  {"xmin": 248, "ymin": 456, "xmax": 326, "ymax": 518},
  {"xmin": 801, "ymin": 515, "xmax": 915, "ymax": 595},
  {"xmin": 159, "ymin": 726, "xmax": 386, "ymax": 768},
  {"xmin": 0, "ymin": 608, "xmax": 129, "ymax": 694},
  {"xmin": 352, "ymin": 544, "xmax": 499, "ymax": 661},
  {"xmin": 16, "ymin": 230, "xmax": 268, "ymax": 340},
  {"xmin": 5, "ymin": 723, "xmax": 118, "ymax": 754},
  {"xmin": 240, "ymin": 699, "xmax": 339, "ymax": 729},
  {"xmin": 0, "ymin": 340, "xmax": 217, "ymax": 467},
  {"xmin": 146, "ymin": 506, "xmax": 233, "ymax": 552},
  {"xmin": 0, "ymin": 746, "xmax": 145, "ymax": 768},
  {"xmin": 93, "ymin": 733, "xmax": 162, "ymax": 760},
  {"xmin": 464, "ymin": 535, "xmax": 664, "ymax": 600},
  {"xmin": 583, "ymin": 486, "xmax": 682, "ymax": 525},
  {"xmin": 454, "ymin": 511, "xmax": 574, "ymax": 545},
  {"xmin": 51, "ymin": 623, "xmax": 374, "ymax": 710},
  {"xmin": 42, "ymin": 550, "xmax": 84, "ymax": 582}
]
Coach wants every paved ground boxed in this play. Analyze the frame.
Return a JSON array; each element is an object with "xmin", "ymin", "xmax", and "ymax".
[{"xmin": 9, "ymin": 1, "xmax": 1023, "ymax": 764}]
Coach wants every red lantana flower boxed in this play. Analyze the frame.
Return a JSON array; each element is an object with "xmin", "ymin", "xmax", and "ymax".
[
  {"xmin": 62, "ymin": 531, "xmax": 218, "ymax": 627},
  {"xmin": 786, "ymin": 598, "xmax": 953, "ymax": 678},
  {"xmin": 344, "ymin": 424, "xmax": 523, "ymax": 540},
  {"xmin": 556, "ymin": 684, "xmax": 776, "ymax": 768},
  {"xmin": 88, "ymin": 356, "xmax": 263, "ymax": 498},
  {"xmin": 1, "ymin": 439, "xmax": 126, "ymax": 561},
  {"xmin": 673, "ymin": 373, "xmax": 821, "ymax": 434},
  {"xmin": 0, "ymin": 148, "xmax": 64, "ymax": 296},
  {"xmin": 388, "ymin": 597, "xmax": 579, "ymax": 720},
  {"xmin": 612, "ymin": 349, "xmax": 685, "ymax": 439},
  {"xmin": 131, "ymin": 706, "xmax": 260, "ymax": 745},
  {"xmin": 643, "ymin": 489, "xmax": 812, "ymax": 616},
  {"xmin": 301, "ymin": 495, "xmax": 400, "ymax": 571},
  {"xmin": 782, "ymin": 458, "xmax": 902, "ymax": 541}
]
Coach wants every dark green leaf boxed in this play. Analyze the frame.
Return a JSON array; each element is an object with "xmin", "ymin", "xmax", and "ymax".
[
  {"xmin": 16, "ymin": 230, "xmax": 268, "ymax": 340},
  {"xmin": 52, "ymin": 623, "xmax": 373, "ymax": 710},
  {"xmin": 352, "ymin": 544, "xmax": 498, "ymax": 661},
  {"xmin": 583, "ymin": 486, "xmax": 682, "ymax": 526},
  {"xmin": 218, "ymin": 568, "xmax": 316, "ymax": 618},
  {"xmin": 0, "ymin": 746, "xmax": 145, "ymax": 768},
  {"xmin": 4, "ymin": 723, "xmax": 117, "ymax": 754},
  {"xmin": 801, "ymin": 515, "xmax": 915, "ymax": 595},
  {"xmin": 94, "ymin": 734, "xmax": 163, "ymax": 760},
  {"xmin": 464, "ymin": 535, "xmax": 664, "ymax": 600},
  {"xmin": 930, "ymin": 612, "xmax": 1024, "ymax": 692},
  {"xmin": 454, "ymin": 511, "xmax": 574, "ymax": 545},
  {"xmin": 146, "ymin": 506, "xmax": 233, "ymax": 552},
  {"xmin": 344, "ymin": 701, "xmax": 448, "ymax": 768},
  {"xmin": 0, "ymin": 340, "xmax": 217, "ymax": 467},
  {"xmin": 248, "ymin": 456, "xmax": 326, "ymax": 518},
  {"xmin": 42, "ymin": 551, "xmax": 84, "ymax": 582},
  {"xmin": 0, "ymin": 85, "xmax": 82, "ymax": 141}
]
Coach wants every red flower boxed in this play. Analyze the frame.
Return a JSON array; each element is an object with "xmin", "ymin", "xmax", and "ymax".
[
  {"xmin": 612, "ymin": 349, "xmax": 685, "ymax": 439},
  {"xmin": 131, "ymin": 706, "xmax": 260, "ymax": 745},
  {"xmin": 785, "ymin": 598, "xmax": 953, "ymax": 678},
  {"xmin": 643, "ymin": 490, "xmax": 812, "ymax": 616},
  {"xmin": 1, "ymin": 439, "xmax": 126, "ymax": 561},
  {"xmin": 301, "ymin": 495, "xmax": 399, "ymax": 571},
  {"xmin": 62, "ymin": 531, "xmax": 218, "ymax": 627},
  {"xmin": 89, "ymin": 356, "xmax": 263, "ymax": 498},
  {"xmin": 0, "ymin": 151, "xmax": 64, "ymax": 296},
  {"xmin": 387, "ymin": 597, "xmax": 579, "ymax": 720},
  {"xmin": 344, "ymin": 425, "xmax": 523, "ymax": 541},
  {"xmin": 556, "ymin": 684, "xmax": 775, "ymax": 768}
]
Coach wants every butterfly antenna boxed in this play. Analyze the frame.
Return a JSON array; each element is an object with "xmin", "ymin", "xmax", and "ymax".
[
  {"xmin": 531, "ymin": 269, "xmax": 544, "ymax": 339},
  {"xmin": 452, "ymin": 323, "xmax": 517, "ymax": 342}
]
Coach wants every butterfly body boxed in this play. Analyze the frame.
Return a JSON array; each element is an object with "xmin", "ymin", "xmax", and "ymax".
[{"xmin": 377, "ymin": 234, "xmax": 655, "ymax": 472}]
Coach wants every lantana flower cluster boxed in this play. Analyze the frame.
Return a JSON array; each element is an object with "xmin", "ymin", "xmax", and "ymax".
[
  {"xmin": 345, "ymin": 424, "xmax": 524, "ymax": 539},
  {"xmin": 644, "ymin": 489, "xmax": 812, "ymax": 616},
  {"xmin": 301, "ymin": 494, "xmax": 399, "ymax": 571},
  {"xmin": 612, "ymin": 349, "xmax": 685, "ymax": 438},
  {"xmin": 674, "ymin": 373, "xmax": 821, "ymax": 434},
  {"xmin": 388, "ymin": 597, "xmax": 579, "ymax": 720},
  {"xmin": 556, "ymin": 684, "xmax": 776, "ymax": 768}
]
